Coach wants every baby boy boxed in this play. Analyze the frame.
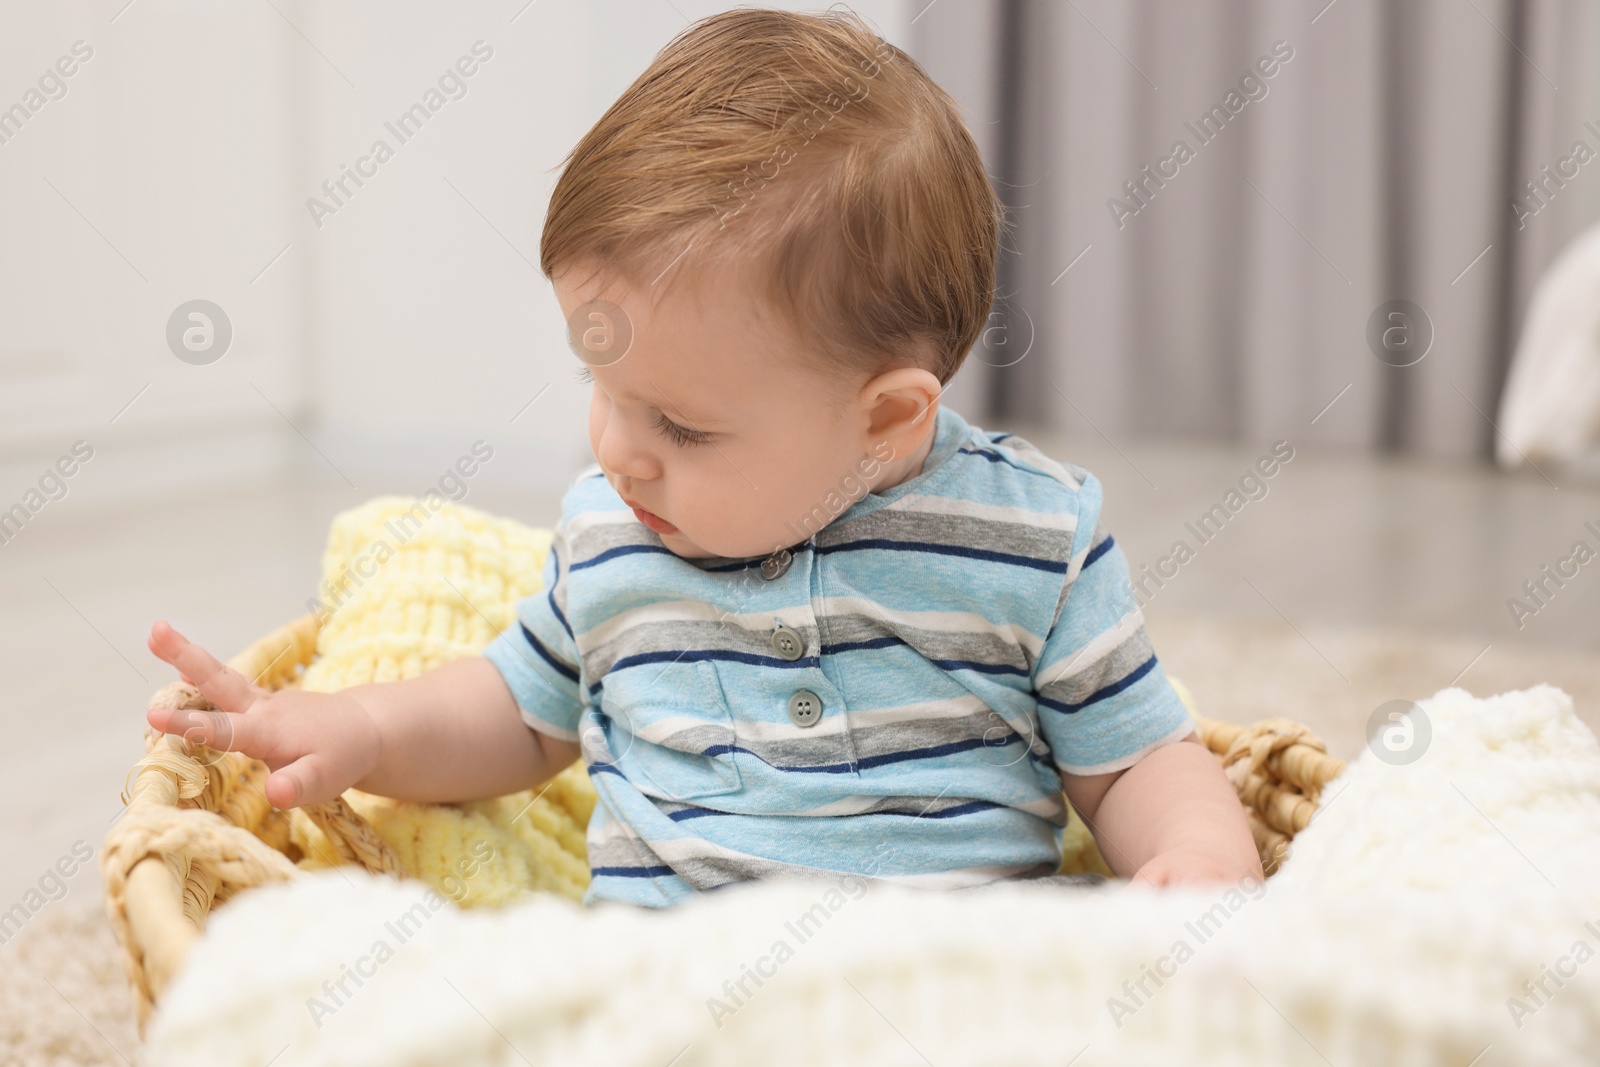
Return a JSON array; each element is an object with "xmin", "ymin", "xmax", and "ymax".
[{"xmin": 146, "ymin": 9, "xmax": 1261, "ymax": 908}]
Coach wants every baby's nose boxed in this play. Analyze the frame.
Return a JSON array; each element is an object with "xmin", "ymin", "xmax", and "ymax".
[{"xmin": 595, "ymin": 426, "xmax": 660, "ymax": 481}]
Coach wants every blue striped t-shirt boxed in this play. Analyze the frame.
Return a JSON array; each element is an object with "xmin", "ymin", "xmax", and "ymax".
[{"xmin": 482, "ymin": 405, "xmax": 1195, "ymax": 907}]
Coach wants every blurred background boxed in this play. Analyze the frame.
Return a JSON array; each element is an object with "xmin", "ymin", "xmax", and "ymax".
[{"xmin": 3, "ymin": 3, "xmax": 1600, "ymax": 1056}]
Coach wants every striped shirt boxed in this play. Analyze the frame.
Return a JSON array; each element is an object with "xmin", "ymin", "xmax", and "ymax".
[{"xmin": 483, "ymin": 405, "xmax": 1195, "ymax": 908}]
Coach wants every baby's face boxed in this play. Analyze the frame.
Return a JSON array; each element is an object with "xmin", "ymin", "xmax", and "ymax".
[{"xmin": 553, "ymin": 260, "xmax": 908, "ymax": 560}]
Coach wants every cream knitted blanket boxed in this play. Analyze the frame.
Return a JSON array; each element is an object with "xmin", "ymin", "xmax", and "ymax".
[{"xmin": 144, "ymin": 684, "xmax": 1600, "ymax": 1066}]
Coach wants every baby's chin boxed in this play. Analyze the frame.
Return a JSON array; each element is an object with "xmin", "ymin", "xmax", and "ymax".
[
  {"xmin": 657, "ymin": 524, "xmax": 797, "ymax": 563},
  {"xmin": 656, "ymin": 529, "xmax": 718, "ymax": 560}
]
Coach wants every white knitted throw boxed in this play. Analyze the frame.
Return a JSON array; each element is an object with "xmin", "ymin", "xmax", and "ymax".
[{"xmin": 145, "ymin": 685, "xmax": 1600, "ymax": 1066}]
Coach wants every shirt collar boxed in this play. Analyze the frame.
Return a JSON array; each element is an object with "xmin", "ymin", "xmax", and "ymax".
[{"xmin": 827, "ymin": 404, "xmax": 970, "ymax": 531}]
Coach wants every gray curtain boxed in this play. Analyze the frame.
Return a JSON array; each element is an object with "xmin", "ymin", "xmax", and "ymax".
[{"xmin": 913, "ymin": 0, "xmax": 1600, "ymax": 460}]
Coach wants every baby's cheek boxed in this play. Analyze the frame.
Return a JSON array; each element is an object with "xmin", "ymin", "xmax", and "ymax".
[
  {"xmin": 586, "ymin": 392, "xmax": 606, "ymax": 452},
  {"xmin": 685, "ymin": 492, "xmax": 780, "ymax": 557}
]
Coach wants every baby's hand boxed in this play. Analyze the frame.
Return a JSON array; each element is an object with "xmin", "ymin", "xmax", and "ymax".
[
  {"xmin": 145, "ymin": 620, "xmax": 382, "ymax": 810},
  {"xmin": 1130, "ymin": 844, "xmax": 1260, "ymax": 889}
]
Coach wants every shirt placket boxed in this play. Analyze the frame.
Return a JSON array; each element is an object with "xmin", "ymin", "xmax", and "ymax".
[{"xmin": 758, "ymin": 541, "xmax": 858, "ymax": 774}]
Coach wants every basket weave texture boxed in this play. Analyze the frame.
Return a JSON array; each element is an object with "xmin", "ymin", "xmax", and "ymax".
[{"xmin": 99, "ymin": 498, "xmax": 1347, "ymax": 1035}]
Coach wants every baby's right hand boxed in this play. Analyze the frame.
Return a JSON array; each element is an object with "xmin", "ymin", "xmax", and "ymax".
[{"xmin": 145, "ymin": 620, "xmax": 382, "ymax": 810}]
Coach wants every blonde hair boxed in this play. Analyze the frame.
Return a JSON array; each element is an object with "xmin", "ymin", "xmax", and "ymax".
[{"xmin": 540, "ymin": 7, "xmax": 1002, "ymax": 386}]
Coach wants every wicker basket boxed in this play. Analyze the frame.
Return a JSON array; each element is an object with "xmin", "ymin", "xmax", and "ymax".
[{"xmin": 100, "ymin": 611, "xmax": 1347, "ymax": 1035}]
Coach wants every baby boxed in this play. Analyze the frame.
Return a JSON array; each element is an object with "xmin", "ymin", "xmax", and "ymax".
[{"xmin": 146, "ymin": 9, "xmax": 1261, "ymax": 908}]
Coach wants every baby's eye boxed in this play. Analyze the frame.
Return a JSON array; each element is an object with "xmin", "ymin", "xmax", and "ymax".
[
  {"xmin": 652, "ymin": 410, "xmax": 713, "ymax": 447},
  {"xmin": 573, "ymin": 365, "xmax": 596, "ymax": 384}
]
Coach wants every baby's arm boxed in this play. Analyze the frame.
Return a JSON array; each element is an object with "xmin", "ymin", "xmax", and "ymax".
[
  {"xmin": 145, "ymin": 620, "xmax": 579, "ymax": 809},
  {"xmin": 1062, "ymin": 733, "xmax": 1263, "ymax": 887}
]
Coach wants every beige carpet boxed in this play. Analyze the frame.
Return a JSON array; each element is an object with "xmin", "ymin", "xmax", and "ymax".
[
  {"xmin": 5, "ymin": 614, "xmax": 1596, "ymax": 1067},
  {"xmin": 1, "ymin": 894, "xmax": 147, "ymax": 1067},
  {"xmin": 1146, "ymin": 614, "xmax": 1600, "ymax": 759}
]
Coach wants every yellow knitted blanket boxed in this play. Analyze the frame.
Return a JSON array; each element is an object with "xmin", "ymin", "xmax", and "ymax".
[{"xmin": 282, "ymin": 497, "xmax": 1151, "ymax": 905}]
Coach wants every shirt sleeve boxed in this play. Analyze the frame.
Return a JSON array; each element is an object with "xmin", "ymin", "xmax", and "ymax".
[
  {"xmin": 1032, "ymin": 469, "xmax": 1195, "ymax": 776},
  {"xmin": 482, "ymin": 517, "xmax": 584, "ymax": 743}
]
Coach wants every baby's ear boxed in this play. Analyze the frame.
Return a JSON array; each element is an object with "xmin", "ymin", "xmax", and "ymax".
[{"xmin": 861, "ymin": 364, "xmax": 943, "ymax": 438}]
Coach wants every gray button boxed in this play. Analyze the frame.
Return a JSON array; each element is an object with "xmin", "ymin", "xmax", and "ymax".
[
  {"xmin": 770, "ymin": 623, "xmax": 805, "ymax": 661},
  {"xmin": 787, "ymin": 689, "xmax": 823, "ymax": 728},
  {"xmin": 760, "ymin": 549, "xmax": 793, "ymax": 580}
]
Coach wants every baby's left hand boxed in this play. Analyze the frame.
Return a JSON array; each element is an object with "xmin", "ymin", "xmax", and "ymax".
[{"xmin": 1131, "ymin": 844, "xmax": 1261, "ymax": 888}]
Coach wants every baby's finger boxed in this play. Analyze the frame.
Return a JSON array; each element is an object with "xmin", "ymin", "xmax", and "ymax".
[
  {"xmin": 147, "ymin": 620, "xmax": 261, "ymax": 714},
  {"xmin": 264, "ymin": 752, "xmax": 341, "ymax": 809},
  {"xmin": 146, "ymin": 703, "xmax": 276, "ymax": 760},
  {"xmin": 146, "ymin": 704, "xmax": 234, "ymax": 751}
]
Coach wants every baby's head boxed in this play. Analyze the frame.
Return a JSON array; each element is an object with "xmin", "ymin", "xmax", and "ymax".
[{"xmin": 543, "ymin": 8, "xmax": 1001, "ymax": 560}]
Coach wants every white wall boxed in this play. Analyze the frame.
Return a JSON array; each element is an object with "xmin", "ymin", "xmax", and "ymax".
[{"xmin": 0, "ymin": 1, "xmax": 309, "ymax": 508}]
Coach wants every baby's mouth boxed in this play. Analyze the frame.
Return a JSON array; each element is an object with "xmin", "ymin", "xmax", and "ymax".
[{"xmin": 629, "ymin": 503, "xmax": 678, "ymax": 535}]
